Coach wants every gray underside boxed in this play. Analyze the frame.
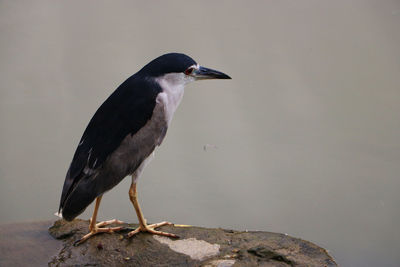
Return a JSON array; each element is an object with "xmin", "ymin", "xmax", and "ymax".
[
  {"xmin": 101, "ymin": 98, "xmax": 168, "ymax": 188},
  {"xmin": 61, "ymin": 98, "xmax": 168, "ymax": 220}
]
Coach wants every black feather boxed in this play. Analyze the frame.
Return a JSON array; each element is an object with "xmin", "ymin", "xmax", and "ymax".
[
  {"xmin": 137, "ymin": 53, "xmax": 196, "ymax": 77},
  {"xmin": 59, "ymin": 75, "xmax": 162, "ymax": 217}
]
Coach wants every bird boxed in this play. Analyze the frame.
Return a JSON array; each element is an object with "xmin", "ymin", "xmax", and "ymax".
[{"xmin": 58, "ymin": 53, "xmax": 231, "ymax": 245}]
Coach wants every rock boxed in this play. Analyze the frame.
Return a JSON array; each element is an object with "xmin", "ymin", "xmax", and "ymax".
[
  {"xmin": 46, "ymin": 219, "xmax": 337, "ymax": 266},
  {"xmin": 0, "ymin": 219, "xmax": 337, "ymax": 266},
  {"xmin": 248, "ymin": 245, "xmax": 293, "ymax": 264}
]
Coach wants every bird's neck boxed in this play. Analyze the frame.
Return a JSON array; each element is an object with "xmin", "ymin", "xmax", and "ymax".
[{"xmin": 155, "ymin": 73, "xmax": 192, "ymax": 124}]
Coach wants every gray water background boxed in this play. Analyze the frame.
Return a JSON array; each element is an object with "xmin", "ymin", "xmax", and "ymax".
[{"xmin": 1, "ymin": 1, "xmax": 399, "ymax": 266}]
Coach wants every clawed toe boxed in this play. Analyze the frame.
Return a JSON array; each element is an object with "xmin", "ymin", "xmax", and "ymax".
[
  {"xmin": 127, "ymin": 221, "xmax": 178, "ymax": 238},
  {"xmin": 96, "ymin": 219, "xmax": 124, "ymax": 228},
  {"xmin": 74, "ymin": 219, "xmax": 125, "ymax": 246}
]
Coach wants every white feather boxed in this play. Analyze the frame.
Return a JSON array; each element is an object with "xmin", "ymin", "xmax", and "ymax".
[{"xmin": 155, "ymin": 72, "xmax": 195, "ymax": 125}]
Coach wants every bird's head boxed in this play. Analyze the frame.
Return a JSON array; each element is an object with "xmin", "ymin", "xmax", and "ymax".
[{"xmin": 137, "ymin": 53, "xmax": 231, "ymax": 85}]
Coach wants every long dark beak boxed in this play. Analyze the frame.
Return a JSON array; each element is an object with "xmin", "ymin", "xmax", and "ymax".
[{"xmin": 193, "ymin": 66, "xmax": 231, "ymax": 80}]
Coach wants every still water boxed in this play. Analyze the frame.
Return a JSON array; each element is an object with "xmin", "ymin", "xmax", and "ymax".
[{"xmin": 1, "ymin": 1, "xmax": 399, "ymax": 266}]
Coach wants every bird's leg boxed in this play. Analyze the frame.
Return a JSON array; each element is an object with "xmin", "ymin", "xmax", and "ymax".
[
  {"xmin": 74, "ymin": 196, "xmax": 125, "ymax": 245},
  {"xmin": 127, "ymin": 181, "xmax": 178, "ymax": 238}
]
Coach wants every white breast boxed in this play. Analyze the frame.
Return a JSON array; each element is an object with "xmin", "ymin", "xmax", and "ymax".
[{"xmin": 155, "ymin": 73, "xmax": 194, "ymax": 125}]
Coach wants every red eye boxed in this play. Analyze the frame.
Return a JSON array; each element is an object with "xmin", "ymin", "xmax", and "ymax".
[{"xmin": 184, "ymin": 67, "xmax": 194, "ymax": 75}]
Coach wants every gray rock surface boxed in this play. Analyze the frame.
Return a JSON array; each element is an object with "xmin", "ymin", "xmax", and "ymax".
[{"xmin": 46, "ymin": 219, "xmax": 337, "ymax": 266}]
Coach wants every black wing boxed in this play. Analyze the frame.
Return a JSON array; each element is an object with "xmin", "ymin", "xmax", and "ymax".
[{"xmin": 59, "ymin": 75, "xmax": 161, "ymax": 213}]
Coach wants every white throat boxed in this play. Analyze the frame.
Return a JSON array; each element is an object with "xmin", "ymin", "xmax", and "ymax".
[{"xmin": 155, "ymin": 73, "xmax": 195, "ymax": 125}]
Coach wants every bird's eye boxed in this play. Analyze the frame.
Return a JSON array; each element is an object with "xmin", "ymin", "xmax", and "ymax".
[{"xmin": 184, "ymin": 67, "xmax": 194, "ymax": 75}]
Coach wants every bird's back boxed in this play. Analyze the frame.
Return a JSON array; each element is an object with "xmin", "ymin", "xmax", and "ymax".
[{"xmin": 59, "ymin": 74, "xmax": 167, "ymax": 221}]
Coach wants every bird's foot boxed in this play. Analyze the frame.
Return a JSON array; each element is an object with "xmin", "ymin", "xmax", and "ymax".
[
  {"xmin": 127, "ymin": 221, "xmax": 178, "ymax": 238},
  {"xmin": 74, "ymin": 219, "xmax": 125, "ymax": 246}
]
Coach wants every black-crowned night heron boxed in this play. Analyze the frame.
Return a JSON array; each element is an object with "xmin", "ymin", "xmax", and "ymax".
[{"xmin": 58, "ymin": 53, "xmax": 231, "ymax": 244}]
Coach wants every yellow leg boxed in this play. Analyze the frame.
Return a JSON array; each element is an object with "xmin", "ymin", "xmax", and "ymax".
[
  {"xmin": 74, "ymin": 196, "xmax": 125, "ymax": 245},
  {"xmin": 127, "ymin": 182, "xmax": 177, "ymax": 238}
]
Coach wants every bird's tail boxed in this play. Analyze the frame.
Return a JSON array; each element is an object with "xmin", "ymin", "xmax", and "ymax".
[{"xmin": 59, "ymin": 175, "xmax": 101, "ymax": 221}]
